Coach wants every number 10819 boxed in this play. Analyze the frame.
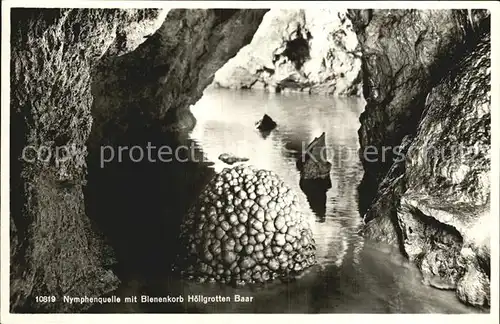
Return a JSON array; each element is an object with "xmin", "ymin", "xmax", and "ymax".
[{"xmin": 35, "ymin": 296, "xmax": 56, "ymax": 303}]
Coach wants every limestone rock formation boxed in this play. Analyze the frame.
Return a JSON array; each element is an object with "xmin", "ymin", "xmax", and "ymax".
[
  {"xmin": 89, "ymin": 9, "xmax": 269, "ymax": 149},
  {"xmin": 10, "ymin": 8, "xmax": 168, "ymax": 312},
  {"xmin": 398, "ymin": 33, "xmax": 491, "ymax": 306},
  {"xmin": 213, "ymin": 9, "xmax": 362, "ymax": 95},
  {"xmin": 299, "ymin": 178, "xmax": 332, "ymax": 223},
  {"xmin": 10, "ymin": 8, "xmax": 267, "ymax": 312},
  {"xmin": 174, "ymin": 165, "xmax": 316, "ymax": 285},
  {"xmin": 350, "ymin": 9, "xmax": 491, "ymax": 307},
  {"xmin": 219, "ymin": 153, "xmax": 250, "ymax": 165}
]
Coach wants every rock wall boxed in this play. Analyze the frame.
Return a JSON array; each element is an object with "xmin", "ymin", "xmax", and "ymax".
[
  {"xmin": 213, "ymin": 9, "xmax": 362, "ymax": 95},
  {"xmin": 351, "ymin": 9, "xmax": 491, "ymax": 307},
  {"xmin": 89, "ymin": 9, "xmax": 269, "ymax": 148},
  {"xmin": 10, "ymin": 8, "xmax": 266, "ymax": 312}
]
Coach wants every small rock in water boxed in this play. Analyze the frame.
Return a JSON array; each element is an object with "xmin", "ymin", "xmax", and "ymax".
[
  {"xmin": 256, "ymin": 114, "xmax": 277, "ymax": 132},
  {"xmin": 297, "ymin": 132, "xmax": 331, "ymax": 180},
  {"xmin": 218, "ymin": 153, "xmax": 249, "ymax": 165}
]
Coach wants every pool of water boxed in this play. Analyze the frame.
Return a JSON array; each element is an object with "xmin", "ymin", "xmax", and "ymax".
[{"xmin": 89, "ymin": 87, "xmax": 478, "ymax": 314}]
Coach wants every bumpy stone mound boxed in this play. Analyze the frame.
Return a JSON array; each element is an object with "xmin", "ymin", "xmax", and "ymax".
[
  {"xmin": 175, "ymin": 165, "xmax": 316, "ymax": 285},
  {"xmin": 352, "ymin": 9, "xmax": 491, "ymax": 307}
]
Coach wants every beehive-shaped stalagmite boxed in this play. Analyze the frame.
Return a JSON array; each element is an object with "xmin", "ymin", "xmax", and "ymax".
[{"xmin": 174, "ymin": 165, "xmax": 316, "ymax": 285}]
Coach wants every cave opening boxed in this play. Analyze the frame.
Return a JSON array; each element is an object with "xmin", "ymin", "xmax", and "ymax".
[{"xmin": 282, "ymin": 36, "xmax": 310, "ymax": 70}]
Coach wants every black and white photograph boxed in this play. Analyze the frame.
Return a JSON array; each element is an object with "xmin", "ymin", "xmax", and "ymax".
[{"xmin": 1, "ymin": 1, "xmax": 498, "ymax": 321}]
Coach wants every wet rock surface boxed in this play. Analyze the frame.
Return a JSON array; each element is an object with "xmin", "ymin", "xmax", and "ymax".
[
  {"xmin": 219, "ymin": 153, "xmax": 250, "ymax": 165},
  {"xmin": 255, "ymin": 114, "xmax": 278, "ymax": 133},
  {"xmin": 297, "ymin": 132, "xmax": 332, "ymax": 180},
  {"xmin": 10, "ymin": 8, "xmax": 168, "ymax": 312},
  {"xmin": 174, "ymin": 165, "xmax": 317, "ymax": 285},
  {"xmin": 299, "ymin": 178, "xmax": 332, "ymax": 223},
  {"xmin": 350, "ymin": 9, "xmax": 482, "ymax": 214},
  {"xmin": 350, "ymin": 9, "xmax": 491, "ymax": 307},
  {"xmin": 214, "ymin": 9, "xmax": 362, "ymax": 95}
]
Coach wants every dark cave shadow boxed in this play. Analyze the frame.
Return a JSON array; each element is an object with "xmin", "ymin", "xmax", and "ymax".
[
  {"xmin": 299, "ymin": 178, "xmax": 332, "ymax": 223},
  {"xmin": 356, "ymin": 174, "xmax": 378, "ymax": 217},
  {"xmin": 84, "ymin": 126, "xmax": 215, "ymax": 280}
]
